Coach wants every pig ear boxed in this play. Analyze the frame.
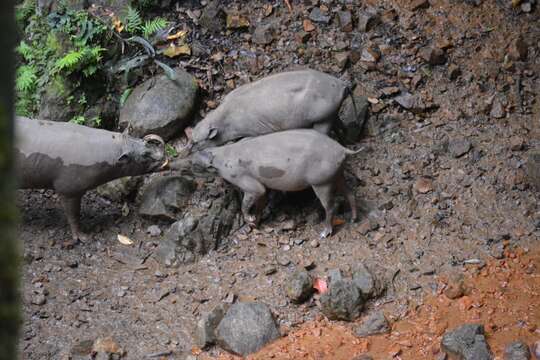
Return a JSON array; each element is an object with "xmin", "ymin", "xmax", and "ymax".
[{"xmin": 208, "ymin": 128, "xmax": 218, "ymax": 139}]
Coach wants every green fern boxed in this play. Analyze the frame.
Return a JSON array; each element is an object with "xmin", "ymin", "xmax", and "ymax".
[
  {"xmin": 124, "ymin": 6, "xmax": 143, "ymax": 34},
  {"xmin": 15, "ymin": 0, "xmax": 36, "ymax": 25},
  {"xmin": 15, "ymin": 65, "xmax": 37, "ymax": 92},
  {"xmin": 16, "ymin": 41, "xmax": 34, "ymax": 61},
  {"xmin": 142, "ymin": 18, "xmax": 168, "ymax": 39},
  {"xmin": 55, "ymin": 50, "xmax": 84, "ymax": 71}
]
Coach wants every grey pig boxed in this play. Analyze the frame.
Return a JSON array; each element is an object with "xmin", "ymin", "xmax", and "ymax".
[
  {"xmin": 16, "ymin": 117, "xmax": 168, "ymax": 242},
  {"xmin": 189, "ymin": 129, "xmax": 360, "ymax": 238},
  {"xmin": 189, "ymin": 69, "xmax": 358, "ymax": 151}
]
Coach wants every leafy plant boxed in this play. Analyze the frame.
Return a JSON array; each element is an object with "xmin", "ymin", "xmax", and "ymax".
[
  {"xmin": 120, "ymin": 88, "xmax": 133, "ymax": 107},
  {"xmin": 124, "ymin": 6, "xmax": 143, "ymax": 34},
  {"xmin": 165, "ymin": 144, "xmax": 178, "ymax": 157},
  {"xmin": 142, "ymin": 17, "xmax": 168, "ymax": 38},
  {"xmin": 70, "ymin": 115, "xmax": 86, "ymax": 125},
  {"xmin": 15, "ymin": 65, "xmax": 37, "ymax": 92}
]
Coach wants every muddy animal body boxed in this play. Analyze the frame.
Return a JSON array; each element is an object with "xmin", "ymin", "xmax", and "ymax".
[
  {"xmin": 190, "ymin": 69, "xmax": 353, "ymax": 151},
  {"xmin": 16, "ymin": 117, "xmax": 166, "ymax": 241},
  {"xmin": 190, "ymin": 129, "xmax": 359, "ymax": 237}
]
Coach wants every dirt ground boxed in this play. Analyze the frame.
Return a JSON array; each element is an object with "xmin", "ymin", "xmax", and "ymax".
[{"xmin": 18, "ymin": 0, "xmax": 539, "ymax": 359}]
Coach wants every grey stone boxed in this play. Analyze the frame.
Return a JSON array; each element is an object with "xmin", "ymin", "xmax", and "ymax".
[
  {"xmin": 97, "ymin": 176, "xmax": 141, "ymax": 202},
  {"xmin": 119, "ymin": 68, "xmax": 198, "ymax": 141},
  {"xmin": 252, "ymin": 22, "xmax": 276, "ymax": 45},
  {"xmin": 504, "ymin": 341, "xmax": 531, "ymax": 360},
  {"xmin": 320, "ymin": 280, "xmax": 364, "ymax": 321},
  {"xmin": 352, "ymin": 263, "xmax": 379, "ymax": 299},
  {"xmin": 328, "ymin": 268, "xmax": 344, "ymax": 284},
  {"xmin": 199, "ymin": 0, "xmax": 226, "ymax": 33},
  {"xmin": 32, "ymin": 294, "xmax": 46, "ymax": 305},
  {"xmin": 147, "ymin": 225, "xmax": 162, "ymax": 237},
  {"xmin": 355, "ymin": 310, "xmax": 390, "ymax": 337},
  {"xmin": 195, "ymin": 304, "xmax": 229, "ymax": 349},
  {"xmin": 337, "ymin": 11, "xmax": 353, "ymax": 32},
  {"xmin": 38, "ymin": 79, "xmax": 83, "ymax": 123},
  {"xmin": 156, "ymin": 188, "xmax": 241, "ymax": 265},
  {"xmin": 286, "ymin": 271, "xmax": 313, "ymax": 303},
  {"xmin": 441, "ymin": 324, "xmax": 493, "ymax": 360},
  {"xmin": 216, "ymin": 302, "xmax": 280, "ymax": 356},
  {"xmin": 448, "ymin": 138, "xmax": 472, "ymax": 158},
  {"xmin": 394, "ymin": 92, "xmax": 430, "ymax": 113},
  {"xmin": 490, "ymin": 98, "xmax": 506, "ymax": 119},
  {"xmin": 309, "ymin": 7, "xmax": 331, "ymax": 23},
  {"xmin": 139, "ymin": 176, "xmax": 195, "ymax": 220},
  {"xmin": 338, "ymin": 94, "xmax": 369, "ymax": 144},
  {"xmin": 357, "ymin": 9, "xmax": 379, "ymax": 32}
]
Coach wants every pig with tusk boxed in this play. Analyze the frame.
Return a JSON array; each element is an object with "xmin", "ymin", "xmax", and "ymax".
[
  {"xmin": 16, "ymin": 117, "xmax": 168, "ymax": 242},
  {"xmin": 186, "ymin": 129, "xmax": 361, "ymax": 238},
  {"xmin": 188, "ymin": 69, "xmax": 360, "ymax": 151}
]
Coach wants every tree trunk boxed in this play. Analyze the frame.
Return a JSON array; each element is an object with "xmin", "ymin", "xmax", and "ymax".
[{"xmin": 0, "ymin": 1, "xmax": 20, "ymax": 359}]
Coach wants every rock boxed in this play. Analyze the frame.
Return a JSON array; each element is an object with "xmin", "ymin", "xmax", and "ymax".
[
  {"xmin": 508, "ymin": 35, "xmax": 528, "ymax": 61},
  {"xmin": 338, "ymin": 93, "xmax": 369, "ymax": 143},
  {"xmin": 328, "ymin": 268, "xmax": 344, "ymax": 284},
  {"xmin": 355, "ymin": 310, "xmax": 390, "ymax": 337},
  {"xmin": 147, "ymin": 225, "xmax": 162, "ymax": 237},
  {"xmin": 32, "ymin": 294, "xmax": 46, "ymax": 305},
  {"xmin": 360, "ymin": 45, "xmax": 381, "ymax": 63},
  {"xmin": 334, "ymin": 52, "xmax": 349, "ymax": 69},
  {"xmin": 139, "ymin": 176, "xmax": 195, "ymax": 220},
  {"xmin": 448, "ymin": 64, "xmax": 462, "ymax": 80},
  {"xmin": 410, "ymin": 0, "xmax": 430, "ymax": 10},
  {"xmin": 309, "ymin": 7, "xmax": 331, "ymax": 24},
  {"xmin": 156, "ymin": 188, "xmax": 240, "ymax": 265},
  {"xmin": 352, "ymin": 356, "xmax": 374, "ymax": 360},
  {"xmin": 490, "ymin": 98, "xmax": 506, "ymax": 119},
  {"xmin": 504, "ymin": 341, "xmax": 531, "ymax": 360},
  {"xmin": 441, "ymin": 324, "xmax": 493, "ymax": 360},
  {"xmin": 352, "ymin": 263, "xmax": 379, "ymax": 299},
  {"xmin": 295, "ymin": 30, "xmax": 311, "ymax": 43},
  {"xmin": 527, "ymin": 150, "xmax": 540, "ymax": 191},
  {"xmin": 414, "ymin": 177, "xmax": 433, "ymax": 194},
  {"xmin": 92, "ymin": 337, "xmax": 124, "ymax": 357},
  {"xmin": 510, "ymin": 136, "xmax": 525, "ymax": 151},
  {"xmin": 394, "ymin": 92, "xmax": 430, "ymax": 113},
  {"xmin": 216, "ymin": 302, "xmax": 280, "ymax": 356},
  {"xmin": 444, "ymin": 274, "xmax": 466, "ymax": 299},
  {"xmin": 419, "ymin": 47, "xmax": 447, "ymax": 65},
  {"xmin": 97, "ymin": 176, "xmax": 141, "ymax": 202},
  {"xmin": 226, "ymin": 12, "xmax": 250, "ymax": 29},
  {"xmin": 38, "ymin": 77, "xmax": 84, "ymax": 123},
  {"xmin": 252, "ymin": 22, "xmax": 276, "ymax": 45},
  {"xmin": 303, "ymin": 19, "xmax": 316, "ymax": 32},
  {"xmin": 195, "ymin": 304, "xmax": 229, "ymax": 349},
  {"xmin": 357, "ymin": 9, "xmax": 378, "ymax": 32},
  {"xmin": 119, "ymin": 68, "xmax": 198, "ymax": 141},
  {"xmin": 521, "ymin": 2, "xmax": 532, "ymax": 12},
  {"xmin": 285, "ymin": 271, "xmax": 313, "ymax": 303},
  {"xmin": 199, "ymin": 1, "xmax": 225, "ymax": 33},
  {"xmin": 531, "ymin": 341, "xmax": 540, "ymax": 359},
  {"xmin": 448, "ymin": 138, "xmax": 472, "ymax": 158},
  {"xmin": 338, "ymin": 11, "xmax": 353, "ymax": 32},
  {"xmin": 320, "ymin": 280, "xmax": 364, "ymax": 321},
  {"xmin": 70, "ymin": 339, "xmax": 94, "ymax": 358}
]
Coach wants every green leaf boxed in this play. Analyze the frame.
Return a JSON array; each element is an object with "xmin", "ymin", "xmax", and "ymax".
[
  {"xmin": 120, "ymin": 88, "xmax": 133, "ymax": 107},
  {"xmin": 142, "ymin": 18, "xmax": 168, "ymax": 39},
  {"xmin": 70, "ymin": 115, "xmax": 86, "ymax": 125},
  {"xmin": 124, "ymin": 6, "xmax": 143, "ymax": 34},
  {"xmin": 16, "ymin": 41, "xmax": 34, "ymax": 61},
  {"xmin": 165, "ymin": 144, "xmax": 178, "ymax": 158},
  {"xmin": 54, "ymin": 50, "xmax": 84, "ymax": 72},
  {"xmin": 15, "ymin": 65, "xmax": 37, "ymax": 92}
]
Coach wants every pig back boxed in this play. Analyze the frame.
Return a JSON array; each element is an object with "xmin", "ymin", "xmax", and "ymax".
[
  {"xmin": 15, "ymin": 118, "xmax": 125, "ymax": 193},
  {"xmin": 220, "ymin": 70, "xmax": 348, "ymax": 135},
  {"xmin": 216, "ymin": 129, "xmax": 348, "ymax": 190}
]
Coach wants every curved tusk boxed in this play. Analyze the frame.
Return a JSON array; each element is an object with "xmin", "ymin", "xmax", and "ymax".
[
  {"xmin": 159, "ymin": 158, "xmax": 169, "ymax": 170},
  {"xmin": 143, "ymin": 134, "xmax": 165, "ymax": 146}
]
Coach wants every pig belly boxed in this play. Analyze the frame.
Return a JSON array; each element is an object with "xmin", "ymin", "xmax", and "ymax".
[{"xmin": 254, "ymin": 165, "xmax": 311, "ymax": 192}]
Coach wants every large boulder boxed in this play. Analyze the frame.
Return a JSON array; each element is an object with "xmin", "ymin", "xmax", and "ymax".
[
  {"xmin": 320, "ymin": 280, "xmax": 364, "ymax": 321},
  {"xmin": 195, "ymin": 304, "xmax": 229, "ymax": 349},
  {"xmin": 338, "ymin": 93, "xmax": 369, "ymax": 144},
  {"xmin": 139, "ymin": 176, "xmax": 195, "ymax": 221},
  {"xmin": 119, "ymin": 68, "xmax": 198, "ymax": 141},
  {"xmin": 156, "ymin": 186, "xmax": 241, "ymax": 265},
  {"xmin": 97, "ymin": 176, "xmax": 141, "ymax": 202},
  {"xmin": 441, "ymin": 324, "xmax": 493, "ymax": 360},
  {"xmin": 216, "ymin": 302, "xmax": 280, "ymax": 356}
]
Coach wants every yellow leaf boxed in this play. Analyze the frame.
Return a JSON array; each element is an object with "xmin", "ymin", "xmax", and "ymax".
[
  {"xmin": 163, "ymin": 44, "xmax": 191, "ymax": 58},
  {"xmin": 117, "ymin": 234, "xmax": 134, "ymax": 245},
  {"xmin": 112, "ymin": 16, "xmax": 124, "ymax": 33},
  {"xmin": 167, "ymin": 30, "xmax": 188, "ymax": 41}
]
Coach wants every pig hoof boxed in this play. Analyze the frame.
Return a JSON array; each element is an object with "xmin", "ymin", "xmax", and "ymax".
[{"xmin": 319, "ymin": 228, "xmax": 332, "ymax": 239}]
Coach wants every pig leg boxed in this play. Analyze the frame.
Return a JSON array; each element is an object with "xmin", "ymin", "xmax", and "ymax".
[
  {"xmin": 60, "ymin": 194, "xmax": 88, "ymax": 243},
  {"xmin": 312, "ymin": 182, "xmax": 337, "ymax": 238},
  {"xmin": 237, "ymin": 177, "xmax": 266, "ymax": 226},
  {"xmin": 336, "ymin": 172, "xmax": 357, "ymax": 221}
]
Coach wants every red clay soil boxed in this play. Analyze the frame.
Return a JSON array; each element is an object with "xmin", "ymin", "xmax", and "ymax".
[{"xmin": 200, "ymin": 246, "xmax": 539, "ymax": 360}]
